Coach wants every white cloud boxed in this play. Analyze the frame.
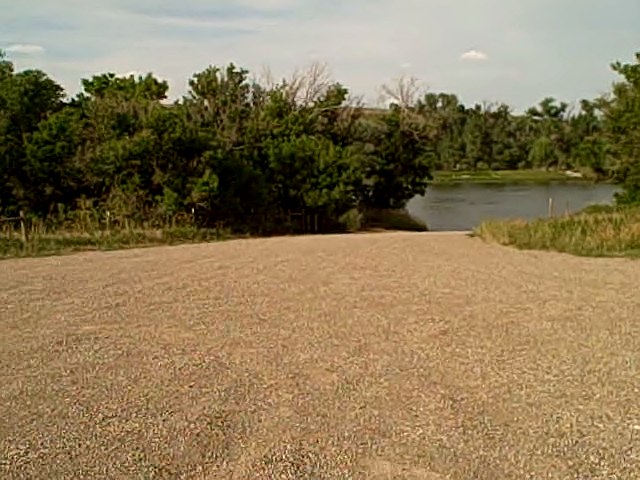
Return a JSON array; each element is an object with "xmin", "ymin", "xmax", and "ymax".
[
  {"xmin": 5, "ymin": 43, "xmax": 45, "ymax": 55},
  {"xmin": 460, "ymin": 49, "xmax": 489, "ymax": 61}
]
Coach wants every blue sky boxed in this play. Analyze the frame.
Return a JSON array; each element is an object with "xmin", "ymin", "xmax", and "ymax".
[{"xmin": 2, "ymin": 0, "xmax": 639, "ymax": 110}]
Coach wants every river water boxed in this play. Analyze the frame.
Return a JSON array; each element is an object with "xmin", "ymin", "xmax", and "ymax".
[{"xmin": 406, "ymin": 183, "xmax": 621, "ymax": 231}]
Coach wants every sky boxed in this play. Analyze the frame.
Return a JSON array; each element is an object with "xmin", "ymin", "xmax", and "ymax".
[{"xmin": 2, "ymin": 0, "xmax": 639, "ymax": 111}]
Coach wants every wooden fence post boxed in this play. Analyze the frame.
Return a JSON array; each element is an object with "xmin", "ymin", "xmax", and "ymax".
[
  {"xmin": 19, "ymin": 210, "xmax": 29, "ymax": 248},
  {"xmin": 548, "ymin": 198, "xmax": 554, "ymax": 218}
]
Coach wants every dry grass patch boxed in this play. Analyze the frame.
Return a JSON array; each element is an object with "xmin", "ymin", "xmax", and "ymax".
[
  {"xmin": 0, "ymin": 226, "xmax": 227, "ymax": 259},
  {"xmin": 474, "ymin": 206, "xmax": 640, "ymax": 257}
]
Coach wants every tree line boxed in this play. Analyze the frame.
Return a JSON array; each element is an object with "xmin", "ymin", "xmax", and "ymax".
[{"xmin": 1, "ymin": 50, "xmax": 639, "ymax": 234}]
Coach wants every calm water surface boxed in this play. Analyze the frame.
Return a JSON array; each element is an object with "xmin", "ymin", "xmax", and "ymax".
[{"xmin": 407, "ymin": 183, "xmax": 621, "ymax": 231}]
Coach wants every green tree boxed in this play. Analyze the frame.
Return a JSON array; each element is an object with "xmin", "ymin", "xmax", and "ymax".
[
  {"xmin": 601, "ymin": 52, "xmax": 640, "ymax": 204},
  {"xmin": 359, "ymin": 103, "xmax": 434, "ymax": 209},
  {"xmin": 526, "ymin": 97, "xmax": 570, "ymax": 170},
  {"xmin": 0, "ymin": 52, "xmax": 64, "ymax": 213},
  {"xmin": 23, "ymin": 106, "xmax": 85, "ymax": 216}
]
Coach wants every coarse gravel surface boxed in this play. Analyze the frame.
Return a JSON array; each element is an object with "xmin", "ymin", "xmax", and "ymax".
[{"xmin": 1, "ymin": 232, "xmax": 639, "ymax": 479}]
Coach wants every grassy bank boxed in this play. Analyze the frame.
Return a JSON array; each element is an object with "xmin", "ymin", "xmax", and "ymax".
[
  {"xmin": 474, "ymin": 206, "xmax": 640, "ymax": 258},
  {"xmin": 0, "ymin": 209, "xmax": 427, "ymax": 260},
  {"xmin": 0, "ymin": 227, "xmax": 229, "ymax": 259},
  {"xmin": 433, "ymin": 169, "xmax": 601, "ymax": 185}
]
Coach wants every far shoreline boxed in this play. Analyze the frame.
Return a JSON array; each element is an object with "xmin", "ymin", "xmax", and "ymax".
[{"xmin": 431, "ymin": 169, "xmax": 616, "ymax": 186}]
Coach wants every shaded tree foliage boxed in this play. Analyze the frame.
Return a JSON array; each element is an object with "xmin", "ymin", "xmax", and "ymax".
[{"xmin": 600, "ymin": 53, "xmax": 640, "ymax": 204}]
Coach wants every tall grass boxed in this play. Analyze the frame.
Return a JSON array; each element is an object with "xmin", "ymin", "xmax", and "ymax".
[
  {"xmin": 474, "ymin": 207, "xmax": 640, "ymax": 258},
  {"xmin": 0, "ymin": 214, "xmax": 228, "ymax": 260},
  {"xmin": 1, "ymin": 205, "xmax": 428, "ymax": 260}
]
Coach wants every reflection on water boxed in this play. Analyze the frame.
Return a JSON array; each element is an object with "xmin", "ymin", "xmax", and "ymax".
[{"xmin": 407, "ymin": 183, "xmax": 621, "ymax": 232}]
